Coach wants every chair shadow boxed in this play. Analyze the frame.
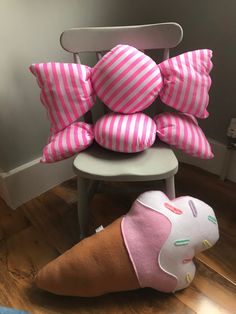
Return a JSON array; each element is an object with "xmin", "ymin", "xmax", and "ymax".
[{"xmin": 25, "ymin": 282, "xmax": 171, "ymax": 313}]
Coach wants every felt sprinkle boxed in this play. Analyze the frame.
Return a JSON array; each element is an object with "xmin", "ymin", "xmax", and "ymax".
[
  {"xmin": 164, "ymin": 202, "xmax": 183, "ymax": 215},
  {"xmin": 208, "ymin": 215, "xmax": 217, "ymax": 224},
  {"xmin": 183, "ymin": 257, "xmax": 192, "ymax": 264},
  {"xmin": 186, "ymin": 273, "xmax": 192, "ymax": 284},
  {"xmin": 188, "ymin": 199, "xmax": 198, "ymax": 217},
  {"xmin": 203, "ymin": 239, "xmax": 212, "ymax": 248},
  {"xmin": 174, "ymin": 239, "xmax": 190, "ymax": 246}
]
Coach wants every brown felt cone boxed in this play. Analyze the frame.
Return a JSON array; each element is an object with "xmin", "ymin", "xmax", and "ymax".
[{"xmin": 35, "ymin": 217, "xmax": 140, "ymax": 297}]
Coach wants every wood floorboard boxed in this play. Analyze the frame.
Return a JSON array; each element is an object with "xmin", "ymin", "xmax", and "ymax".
[
  {"xmin": 21, "ymin": 193, "xmax": 79, "ymax": 254},
  {"xmin": 0, "ymin": 226, "xmax": 58, "ymax": 313},
  {"xmin": 176, "ymin": 260, "xmax": 236, "ymax": 314},
  {"xmin": 0, "ymin": 198, "xmax": 30, "ymax": 240},
  {"xmin": 0, "ymin": 162, "xmax": 235, "ymax": 313},
  {"xmin": 52, "ymin": 180, "xmax": 78, "ymax": 205},
  {"xmin": 176, "ymin": 164, "xmax": 236, "ymax": 286}
]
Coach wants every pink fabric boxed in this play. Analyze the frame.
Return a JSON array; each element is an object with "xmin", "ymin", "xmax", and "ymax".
[
  {"xmin": 30, "ymin": 45, "xmax": 213, "ymax": 161},
  {"xmin": 154, "ymin": 112, "xmax": 213, "ymax": 159},
  {"xmin": 122, "ymin": 191, "xmax": 219, "ymax": 292},
  {"xmin": 154, "ymin": 112, "xmax": 214, "ymax": 159},
  {"xmin": 30, "ymin": 47, "xmax": 213, "ymax": 123},
  {"xmin": 121, "ymin": 200, "xmax": 177, "ymax": 292},
  {"xmin": 91, "ymin": 46, "xmax": 212, "ymax": 117},
  {"xmin": 41, "ymin": 122, "xmax": 94, "ymax": 163},
  {"xmin": 159, "ymin": 50, "xmax": 212, "ymax": 118},
  {"xmin": 94, "ymin": 112, "xmax": 157, "ymax": 153},
  {"xmin": 30, "ymin": 62, "xmax": 96, "ymax": 134},
  {"xmin": 92, "ymin": 45, "xmax": 162, "ymax": 114}
]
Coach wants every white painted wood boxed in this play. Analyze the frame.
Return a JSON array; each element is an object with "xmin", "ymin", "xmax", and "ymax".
[
  {"xmin": 61, "ymin": 23, "xmax": 183, "ymax": 236},
  {"xmin": 0, "ymin": 157, "xmax": 75, "ymax": 209},
  {"xmin": 175, "ymin": 139, "xmax": 227, "ymax": 177},
  {"xmin": 228, "ymin": 151, "xmax": 236, "ymax": 182},
  {"xmin": 165, "ymin": 176, "xmax": 176, "ymax": 200},
  {"xmin": 60, "ymin": 23, "xmax": 183, "ymax": 53},
  {"xmin": 77, "ymin": 176, "xmax": 90, "ymax": 239},
  {"xmin": 220, "ymin": 148, "xmax": 232, "ymax": 180},
  {"xmin": 175, "ymin": 138, "xmax": 236, "ymax": 183},
  {"xmin": 73, "ymin": 142, "xmax": 178, "ymax": 181},
  {"xmin": 0, "ymin": 175, "xmax": 11, "ymax": 206}
]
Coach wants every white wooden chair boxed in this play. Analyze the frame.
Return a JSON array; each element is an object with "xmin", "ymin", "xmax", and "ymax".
[{"xmin": 60, "ymin": 23, "xmax": 183, "ymax": 239}]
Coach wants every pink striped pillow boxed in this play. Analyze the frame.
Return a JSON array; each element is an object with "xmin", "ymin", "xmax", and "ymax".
[
  {"xmin": 154, "ymin": 112, "xmax": 214, "ymax": 159},
  {"xmin": 30, "ymin": 63, "xmax": 96, "ymax": 134},
  {"xmin": 159, "ymin": 49, "xmax": 213, "ymax": 119},
  {"xmin": 41, "ymin": 122, "xmax": 94, "ymax": 163},
  {"xmin": 92, "ymin": 45, "xmax": 162, "ymax": 114},
  {"xmin": 94, "ymin": 113, "xmax": 157, "ymax": 153}
]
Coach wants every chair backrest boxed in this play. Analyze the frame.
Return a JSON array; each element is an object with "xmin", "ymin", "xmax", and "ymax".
[{"xmin": 60, "ymin": 23, "xmax": 183, "ymax": 123}]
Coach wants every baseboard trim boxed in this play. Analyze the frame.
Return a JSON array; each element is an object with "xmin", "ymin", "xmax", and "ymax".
[
  {"xmin": 0, "ymin": 157, "xmax": 75, "ymax": 209},
  {"xmin": 175, "ymin": 138, "xmax": 236, "ymax": 183},
  {"xmin": 0, "ymin": 139, "xmax": 235, "ymax": 210}
]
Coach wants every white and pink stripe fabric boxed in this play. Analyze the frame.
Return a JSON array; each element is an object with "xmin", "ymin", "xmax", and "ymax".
[
  {"xmin": 30, "ymin": 63, "xmax": 96, "ymax": 134},
  {"xmin": 41, "ymin": 122, "xmax": 94, "ymax": 163},
  {"xmin": 154, "ymin": 112, "xmax": 214, "ymax": 159},
  {"xmin": 94, "ymin": 113, "xmax": 157, "ymax": 153},
  {"xmin": 91, "ymin": 46, "xmax": 213, "ymax": 117},
  {"xmin": 159, "ymin": 49, "xmax": 213, "ymax": 118},
  {"xmin": 91, "ymin": 45, "xmax": 163, "ymax": 114},
  {"xmin": 30, "ymin": 45, "xmax": 214, "ymax": 162}
]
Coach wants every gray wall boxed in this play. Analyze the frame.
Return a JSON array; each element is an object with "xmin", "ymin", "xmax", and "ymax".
[{"xmin": 0, "ymin": 0, "xmax": 235, "ymax": 171}]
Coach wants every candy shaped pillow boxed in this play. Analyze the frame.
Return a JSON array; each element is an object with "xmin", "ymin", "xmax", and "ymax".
[
  {"xmin": 91, "ymin": 45, "xmax": 162, "ymax": 114},
  {"xmin": 30, "ymin": 63, "xmax": 96, "ymax": 134},
  {"xmin": 31, "ymin": 46, "xmax": 213, "ymax": 122},
  {"xmin": 94, "ymin": 112, "xmax": 157, "ymax": 153},
  {"xmin": 41, "ymin": 122, "xmax": 94, "ymax": 163},
  {"xmin": 154, "ymin": 112, "xmax": 214, "ymax": 159},
  {"xmin": 35, "ymin": 190, "xmax": 219, "ymax": 297},
  {"xmin": 91, "ymin": 45, "xmax": 213, "ymax": 117},
  {"xmin": 30, "ymin": 45, "xmax": 213, "ymax": 162}
]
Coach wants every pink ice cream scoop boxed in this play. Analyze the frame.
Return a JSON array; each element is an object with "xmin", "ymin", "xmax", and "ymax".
[
  {"xmin": 122, "ymin": 191, "xmax": 219, "ymax": 292},
  {"xmin": 35, "ymin": 191, "xmax": 219, "ymax": 297}
]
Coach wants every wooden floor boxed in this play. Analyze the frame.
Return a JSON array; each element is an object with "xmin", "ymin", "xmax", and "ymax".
[{"xmin": 0, "ymin": 163, "xmax": 236, "ymax": 314}]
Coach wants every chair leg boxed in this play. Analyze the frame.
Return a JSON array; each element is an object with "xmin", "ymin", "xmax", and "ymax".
[
  {"xmin": 165, "ymin": 176, "xmax": 176, "ymax": 200},
  {"xmin": 88, "ymin": 180, "xmax": 100, "ymax": 200},
  {"xmin": 77, "ymin": 176, "xmax": 90, "ymax": 240}
]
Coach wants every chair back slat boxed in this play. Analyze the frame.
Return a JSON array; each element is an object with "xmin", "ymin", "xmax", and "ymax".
[{"xmin": 60, "ymin": 23, "xmax": 183, "ymax": 53}]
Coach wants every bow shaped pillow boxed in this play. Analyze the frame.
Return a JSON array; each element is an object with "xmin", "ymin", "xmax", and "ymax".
[
  {"xmin": 41, "ymin": 122, "xmax": 94, "ymax": 163},
  {"xmin": 30, "ymin": 63, "xmax": 95, "ymax": 162},
  {"xmin": 92, "ymin": 45, "xmax": 212, "ymax": 117},
  {"xmin": 154, "ymin": 112, "xmax": 214, "ymax": 159},
  {"xmin": 30, "ymin": 45, "xmax": 213, "ymax": 134},
  {"xmin": 30, "ymin": 45, "xmax": 213, "ymax": 162}
]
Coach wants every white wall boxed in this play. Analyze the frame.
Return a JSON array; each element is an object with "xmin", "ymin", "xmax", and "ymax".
[
  {"xmin": 0, "ymin": 0, "xmax": 105, "ymax": 171},
  {"xmin": 0, "ymin": 0, "xmax": 235, "ymax": 205}
]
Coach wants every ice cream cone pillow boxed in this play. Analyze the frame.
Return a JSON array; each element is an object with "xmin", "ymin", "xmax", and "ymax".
[{"xmin": 35, "ymin": 191, "xmax": 219, "ymax": 297}]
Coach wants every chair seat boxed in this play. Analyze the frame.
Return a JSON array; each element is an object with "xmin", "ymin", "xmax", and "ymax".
[{"xmin": 73, "ymin": 141, "xmax": 178, "ymax": 181}]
